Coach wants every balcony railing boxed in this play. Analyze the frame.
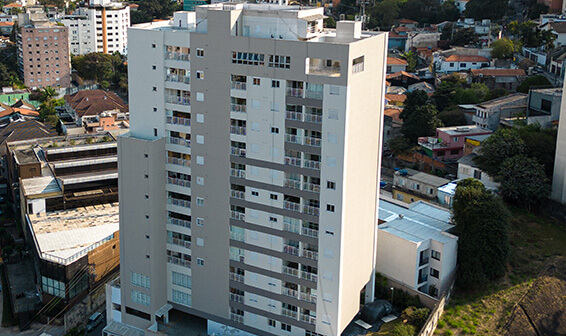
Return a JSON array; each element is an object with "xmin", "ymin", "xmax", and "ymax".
[
  {"xmin": 303, "ymin": 160, "xmax": 320, "ymax": 170},
  {"xmin": 302, "ymin": 182, "xmax": 320, "ymax": 193},
  {"xmin": 282, "ymin": 266, "xmax": 299, "ymax": 277},
  {"xmin": 283, "ymin": 201, "xmax": 301, "ymax": 212},
  {"xmin": 167, "ymin": 157, "xmax": 190, "ymax": 167},
  {"xmin": 230, "ymin": 125, "xmax": 247, "ymax": 136},
  {"xmin": 168, "ymin": 217, "xmax": 191, "ymax": 229},
  {"xmin": 165, "ymin": 95, "xmax": 191, "ymax": 106},
  {"xmin": 284, "ymin": 156, "xmax": 301, "ymax": 167},
  {"xmin": 231, "ymin": 147, "xmax": 246, "ymax": 157},
  {"xmin": 166, "ymin": 116, "xmax": 191, "ymax": 127},
  {"xmin": 283, "ymin": 222, "xmax": 300, "ymax": 234},
  {"xmin": 302, "ymin": 227, "xmax": 318, "ymax": 238},
  {"xmin": 167, "ymin": 137, "xmax": 191, "ymax": 147},
  {"xmin": 168, "ymin": 197, "xmax": 191, "ymax": 208},
  {"xmin": 230, "ymin": 190, "xmax": 245, "ymax": 200},
  {"xmin": 167, "ymin": 177, "xmax": 191, "ymax": 189},
  {"xmin": 230, "ymin": 231, "xmax": 245, "ymax": 242},
  {"xmin": 230, "ymin": 313, "xmax": 244, "ymax": 324},
  {"xmin": 304, "ymin": 114, "xmax": 322, "ymax": 124},
  {"xmin": 229, "ymin": 293, "xmax": 244, "ymax": 304},
  {"xmin": 281, "ymin": 287, "xmax": 298, "ymax": 298},
  {"xmin": 305, "ymin": 89, "xmax": 324, "ymax": 100},
  {"xmin": 230, "ymin": 103, "xmax": 246, "ymax": 113},
  {"xmin": 299, "ymin": 292, "xmax": 317, "ymax": 304},
  {"xmin": 302, "ymin": 205, "xmax": 319, "ymax": 216},
  {"xmin": 167, "ymin": 237, "xmax": 191, "ymax": 249},
  {"xmin": 301, "ymin": 271, "xmax": 317, "ymax": 282},
  {"xmin": 300, "ymin": 313, "xmax": 316, "ymax": 325},
  {"xmin": 229, "ymin": 251, "xmax": 245, "ymax": 263},
  {"xmin": 283, "ymin": 244, "xmax": 299, "ymax": 256},
  {"xmin": 165, "ymin": 74, "xmax": 190, "ymax": 84},
  {"xmin": 167, "ymin": 256, "xmax": 191, "ymax": 268},
  {"xmin": 286, "ymin": 88, "xmax": 303, "ymax": 98},
  {"xmin": 230, "ymin": 169, "xmax": 246, "ymax": 179},
  {"xmin": 281, "ymin": 308, "xmax": 298, "ymax": 319},
  {"xmin": 304, "ymin": 137, "xmax": 321, "ymax": 147},
  {"xmin": 419, "ymin": 257, "xmax": 429, "ymax": 266},
  {"xmin": 302, "ymin": 249, "xmax": 318, "ymax": 261},
  {"xmin": 165, "ymin": 51, "xmax": 190, "ymax": 62},
  {"xmin": 285, "ymin": 111, "xmax": 303, "ymax": 121},
  {"xmin": 418, "ymin": 275, "xmax": 428, "ymax": 283},
  {"xmin": 231, "ymin": 81, "xmax": 247, "ymax": 90},
  {"xmin": 285, "ymin": 134, "xmax": 301, "ymax": 144},
  {"xmin": 230, "ymin": 211, "xmax": 245, "ymax": 221},
  {"xmin": 284, "ymin": 179, "xmax": 301, "ymax": 190},
  {"xmin": 229, "ymin": 272, "xmax": 245, "ymax": 283}
]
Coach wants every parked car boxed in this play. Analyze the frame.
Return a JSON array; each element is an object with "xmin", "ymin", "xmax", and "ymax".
[{"xmin": 86, "ymin": 312, "xmax": 104, "ymax": 332}]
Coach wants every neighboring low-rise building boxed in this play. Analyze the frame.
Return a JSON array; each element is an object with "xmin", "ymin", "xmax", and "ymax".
[
  {"xmin": 437, "ymin": 181, "xmax": 457, "ymax": 207},
  {"xmin": 386, "ymin": 71, "xmax": 420, "ymax": 88},
  {"xmin": 408, "ymin": 81, "xmax": 435, "ymax": 94},
  {"xmin": 468, "ymin": 68, "xmax": 527, "ymax": 92},
  {"xmin": 392, "ymin": 168, "xmax": 451, "ymax": 204},
  {"xmin": 385, "ymin": 93, "xmax": 407, "ymax": 107},
  {"xmin": 387, "ymin": 57, "xmax": 407, "ymax": 74},
  {"xmin": 463, "ymin": 133, "xmax": 491, "ymax": 155},
  {"xmin": 438, "ymin": 55, "xmax": 490, "ymax": 73},
  {"xmin": 63, "ymin": 89, "xmax": 129, "ymax": 127},
  {"xmin": 457, "ymin": 153, "xmax": 499, "ymax": 190},
  {"xmin": 418, "ymin": 125, "xmax": 492, "ymax": 161},
  {"xmin": 376, "ymin": 198, "xmax": 458, "ymax": 298},
  {"xmin": 527, "ymin": 88, "xmax": 562, "ymax": 128},
  {"xmin": 472, "ymin": 93, "xmax": 527, "ymax": 130}
]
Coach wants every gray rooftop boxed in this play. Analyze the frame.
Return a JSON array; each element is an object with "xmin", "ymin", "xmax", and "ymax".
[
  {"xmin": 438, "ymin": 125, "xmax": 491, "ymax": 136},
  {"xmin": 458, "ymin": 153, "xmax": 479, "ymax": 168},
  {"xmin": 477, "ymin": 93, "xmax": 527, "ymax": 109},
  {"xmin": 400, "ymin": 169, "xmax": 451, "ymax": 188},
  {"xmin": 466, "ymin": 134, "xmax": 492, "ymax": 142}
]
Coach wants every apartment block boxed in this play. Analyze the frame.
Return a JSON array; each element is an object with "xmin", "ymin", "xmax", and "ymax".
[
  {"xmin": 107, "ymin": 4, "xmax": 387, "ymax": 336},
  {"xmin": 17, "ymin": 7, "xmax": 71, "ymax": 88}
]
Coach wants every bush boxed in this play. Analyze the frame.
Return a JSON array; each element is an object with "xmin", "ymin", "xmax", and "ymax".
[
  {"xmin": 402, "ymin": 306, "xmax": 431, "ymax": 330},
  {"xmin": 392, "ymin": 323, "xmax": 416, "ymax": 336}
]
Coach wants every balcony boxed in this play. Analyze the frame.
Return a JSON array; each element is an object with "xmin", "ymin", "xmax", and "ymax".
[
  {"xmin": 167, "ymin": 237, "xmax": 191, "ymax": 249},
  {"xmin": 419, "ymin": 257, "xmax": 429, "ymax": 267},
  {"xmin": 300, "ymin": 314, "xmax": 316, "ymax": 325},
  {"xmin": 230, "ymin": 147, "xmax": 246, "ymax": 157},
  {"xmin": 286, "ymin": 88, "xmax": 303, "ymax": 98},
  {"xmin": 281, "ymin": 308, "xmax": 298, "ymax": 319},
  {"xmin": 282, "ymin": 266, "xmax": 299, "ymax": 277},
  {"xmin": 165, "ymin": 74, "xmax": 190, "ymax": 84},
  {"xmin": 231, "ymin": 81, "xmax": 246, "ymax": 90},
  {"xmin": 165, "ymin": 51, "xmax": 190, "ymax": 62},
  {"xmin": 167, "ymin": 177, "xmax": 191, "ymax": 189},
  {"xmin": 166, "ymin": 95, "xmax": 191, "ymax": 106},
  {"xmin": 167, "ymin": 137, "xmax": 191, "ymax": 147},
  {"xmin": 230, "ymin": 103, "xmax": 246, "ymax": 113},
  {"xmin": 230, "ymin": 125, "xmax": 247, "ymax": 136},
  {"xmin": 300, "ymin": 271, "xmax": 317, "ymax": 282},
  {"xmin": 229, "ymin": 272, "xmax": 244, "ymax": 283},
  {"xmin": 301, "ymin": 227, "xmax": 318, "ymax": 238},
  {"xmin": 302, "ymin": 205, "xmax": 319, "ymax": 216},
  {"xmin": 302, "ymin": 249, "xmax": 318, "ymax": 261},
  {"xmin": 230, "ymin": 169, "xmax": 246, "ymax": 179},
  {"xmin": 230, "ymin": 231, "xmax": 245, "ymax": 242},
  {"xmin": 283, "ymin": 244, "xmax": 299, "ymax": 256},
  {"xmin": 303, "ymin": 160, "xmax": 320, "ymax": 170},
  {"xmin": 167, "ymin": 217, "xmax": 191, "ymax": 228},
  {"xmin": 418, "ymin": 274, "xmax": 428, "ymax": 284},
  {"xmin": 299, "ymin": 292, "xmax": 317, "ymax": 304},
  {"xmin": 284, "ymin": 178, "xmax": 302, "ymax": 190},
  {"xmin": 303, "ymin": 137, "xmax": 321, "ymax": 147},
  {"xmin": 229, "ymin": 251, "xmax": 245, "ymax": 263},
  {"xmin": 230, "ymin": 190, "xmax": 245, "ymax": 200},
  {"xmin": 166, "ymin": 116, "xmax": 191, "ymax": 127},
  {"xmin": 168, "ymin": 197, "xmax": 191, "ymax": 208},
  {"xmin": 285, "ymin": 134, "xmax": 302, "ymax": 144},
  {"xmin": 167, "ymin": 157, "xmax": 190, "ymax": 167},
  {"xmin": 283, "ymin": 222, "xmax": 300, "ymax": 234},
  {"xmin": 281, "ymin": 287, "xmax": 298, "ymax": 298},
  {"xmin": 283, "ymin": 201, "xmax": 301, "ymax": 212},
  {"xmin": 285, "ymin": 111, "xmax": 303, "ymax": 121},
  {"xmin": 304, "ymin": 114, "xmax": 322, "ymax": 124},
  {"xmin": 305, "ymin": 89, "xmax": 324, "ymax": 100},
  {"xmin": 302, "ymin": 182, "xmax": 320, "ymax": 193},
  {"xmin": 230, "ymin": 211, "xmax": 245, "ymax": 221},
  {"xmin": 284, "ymin": 156, "xmax": 301, "ymax": 167},
  {"xmin": 229, "ymin": 293, "xmax": 244, "ymax": 304},
  {"xmin": 230, "ymin": 313, "xmax": 244, "ymax": 324},
  {"xmin": 167, "ymin": 256, "xmax": 191, "ymax": 268}
]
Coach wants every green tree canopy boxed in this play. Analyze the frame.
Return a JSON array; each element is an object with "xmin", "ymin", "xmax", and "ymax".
[
  {"xmin": 464, "ymin": 0, "xmax": 507, "ymax": 20},
  {"xmin": 401, "ymin": 51, "xmax": 417, "ymax": 72},
  {"xmin": 367, "ymin": 0, "xmax": 401, "ymax": 29},
  {"xmin": 517, "ymin": 124, "xmax": 557, "ymax": 179},
  {"xmin": 450, "ymin": 27, "xmax": 480, "ymax": 47},
  {"xmin": 517, "ymin": 75, "xmax": 552, "ymax": 93},
  {"xmin": 400, "ymin": 93, "xmax": 443, "ymax": 143},
  {"xmin": 476, "ymin": 128, "xmax": 526, "ymax": 176},
  {"xmin": 453, "ymin": 178, "xmax": 510, "ymax": 289},
  {"xmin": 499, "ymin": 155, "xmax": 551, "ymax": 208},
  {"xmin": 438, "ymin": 107, "xmax": 468, "ymax": 126},
  {"xmin": 131, "ymin": 0, "xmax": 180, "ymax": 24},
  {"xmin": 491, "ymin": 38, "xmax": 517, "ymax": 59}
]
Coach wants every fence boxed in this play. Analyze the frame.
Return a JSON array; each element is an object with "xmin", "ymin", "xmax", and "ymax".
[{"xmin": 417, "ymin": 276, "xmax": 456, "ymax": 336}]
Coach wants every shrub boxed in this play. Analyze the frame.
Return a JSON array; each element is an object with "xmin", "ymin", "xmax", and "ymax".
[
  {"xmin": 402, "ymin": 306, "xmax": 431, "ymax": 330},
  {"xmin": 392, "ymin": 323, "xmax": 416, "ymax": 336}
]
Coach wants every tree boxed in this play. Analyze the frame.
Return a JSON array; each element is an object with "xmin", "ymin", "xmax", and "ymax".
[
  {"xmin": 400, "ymin": 103, "xmax": 443, "ymax": 143},
  {"xmin": 491, "ymin": 38, "xmax": 517, "ymax": 59},
  {"xmin": 499, "ymin": 155, "xmax": 551, "ymax": 208},
  {"xmin": 367, "ymin": 0, "xmax": 401, "ymax": 29},
  {"xmin": 324, "ymin": 17, "xmax": 336, "ymax": 28},
  {"xmin": 136, "ymin": 0, "xmax": 180, "ymax": 22},
  {"xmin": 517, "ymin": 75, "xmax": 551, "ymax": 93},
  {"xmin": 464, "ymin": 0, "xmax": 507, "ymax": 20},
  {"xmin": 39, "ymin": 86, "xmax": 57, "ymax": 103},
  {"xmin": 438, "ymin": 0, "xmax": 460, "ymax": 22},
  {"xmin": 450, "ymin": 27, "xmax": 480, "ymax": 47},
  {"xmin": 529, "ymin": 3, "xmax": 548, "ymax": 20},
  {"xmin": 401, "ymin": 51, "xmax": 417, "ymax": 72},
  {"xmin": 438, "ymin": 107, "xmax": 467, "ymax": 126},
  {"xmin": 453, "ymin": 178, "xmax": 510, "ymax": 289},
  {"xmin": 485, "ymin": 87, "xmax": 508, "ymax": 100},
  {"xmin": 476, "ymin": 128, "xmax": 526, "ymax": 176},
  {"xmin": 388, "ymin": 136, "xmax": 413, "ymax": 155},
  {"xmin": 517, "ymin": 124, "xmax": 557, "ymax": 179}
]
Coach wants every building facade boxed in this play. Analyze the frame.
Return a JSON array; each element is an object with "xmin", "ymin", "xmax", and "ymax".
[{"xmin": 108, "ymin": 5, "xmax": 387, "ymax": 336}]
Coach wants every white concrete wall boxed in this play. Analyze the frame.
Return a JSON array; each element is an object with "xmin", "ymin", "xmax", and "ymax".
[
  {"xmin": 552, "ymin": 79, "xmax": 566, "ymax": 203},
  {"xmin": 376, "ymin": 230, "xmax": 418, "ymax": 288}
]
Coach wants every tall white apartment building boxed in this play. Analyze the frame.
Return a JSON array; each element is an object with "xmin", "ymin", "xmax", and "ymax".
[
  {"xmin": 60, "ymin": 0, "xmax": 129, "ymax": 55},
  {"xmin": 108, "ymin": 4, "xmax": 387, "ymax": 336}
]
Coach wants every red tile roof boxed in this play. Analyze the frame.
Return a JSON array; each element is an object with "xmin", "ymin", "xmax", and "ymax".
[
  {"xmin": 0, "ymin": 107, "xmax": 39, "ymax": 119},
  {"xmin": 387, "ymin": 57, "xmax": 408, "ymax": 65},
  {"xmin": 4, "ymin": 3, "xmax": 22, "ymax": 7},
  {"xmin": 399, "ymin": 19, "xmax": 418, "ymax": 24},
  {"xmin": 384, "ymin": 108, "xmax": 403, "ymax": 124},
  {"xmin": 389, "ymin": 31, "xmax": 408, "ymax": 39},
  {"xmin": 386, "ymin": 71, "xmax": 420, "ymax": 80},
  {"xmin": 470, "ymin": 69, "xmax": 526, "ymax": 77},
  {"xmin": 445, "ymin": 55, "xmax": 490, "ymax": 62},
  {"xmin": 0, "ymin": 22, "xmax": 14, "ymax": 27},
  {"xmin": 385, "ymin": 94, "xmax": 407, "ymax": 103},
  {"xmin": 64, "ymin": 90, "xmax": 128, "ymax": 118},
  {"xmin": 394, "ymin": 26, "xmax": 414, "ymax": 32}
]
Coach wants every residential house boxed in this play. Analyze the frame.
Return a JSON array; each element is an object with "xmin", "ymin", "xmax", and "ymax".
[
  {"xmin": 408, "ymin": 81, "xmax": 435, "ymax": 94},
  {"xmin": 0, "ymin": 21, "xmax": 14, "ymax": 35},
  {"xmin": 526, "ymin": 88, "xmax": 562, "ymax": 128},
  {"xmin": 387, "ymin": 71, "xmax": 420, "ymax": 88},
  {"xmin": 3, "ymin": 3, "xmax": 22, "ymax": 14},
  {"xmin": 548, "ymin": 46, "xmax": 566, "ymax": 78},
  {"xmin": 0, "ymin": 88, "xmax": 36, "ymax": 107},
  {"xmin": 458, "ymin": 153, "xmax": 499, "ymax": 189},
  {"xmin": 406, "ymin": 31, "xmax": 441, "ymax": 52},
  {"xmin": 63, "ymin": 89, "xmax": 129, "ymax": 127},
  {"xmin": 542, "ymin": 21, "xmax": 566, "ymax": 47},
  {"xmin": 397, "ymin": 18, "xmax": 418, "ymax": 30},
  {"xmin": 463, "ymin": 133, "xmax": 491, "ymax": 155},
  {"xmin": 383, "ymin": 108, "xmax": 403, "ymax": 150},
  {"xmin": 468, "ymin": 68, "xmax": 527, "ymax": 92},
  {"xmin": 437, "ymin": 181, "xmax": 457, "ymax": 207},
  {"xmin": 523, "ymin": 47, "xmax": 547, "ymax": 66},
  {"xmin": 377, "ymin": 198, "xmax": 458, "ymax": 299},
  {"xmin": 418, "ymin": 125, "xmax": 492, "ymax": 161},
  {"xmin": 438, "ymin": 55, "xmax": 490, "ymax": 73},
  {"xmin": 387, "ymin": 57, "xmax": 407, "ymax": 74},
  {"xmin": 389, "ymin": 26, "xmax": 412, "ymax": 50},
  {"xmin": 473, "ymin": 93, "xmax": 527, "ymax": 130},
  {"xmin": 392, "ymin": 168, "xmax": 451, "ymax": 203},
  {"xmin": 385, "ymin": 93, "xmax": 407, "ymax": 107}
]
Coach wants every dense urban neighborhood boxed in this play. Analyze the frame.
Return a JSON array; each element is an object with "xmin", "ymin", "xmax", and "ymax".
[{"xmin": 0, "ymin": 0, "xmax": 563, "ymax": 336}]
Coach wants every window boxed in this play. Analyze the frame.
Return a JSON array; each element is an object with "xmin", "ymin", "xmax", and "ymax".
[
  {"xmin": 327, "ymin": 204, "xmax": 335, "ymax": 212},
  {"xmin": 453, "ymin": 137, "xmax": 459, "ymax": 142},
  {"xmin": 269, "ymin": 216, "xmax": 277, "ymax": 222},
  {"xmin": 387, "ymin": 65, "xmax": 392, "ymax": 73},
  {"xmin": 152, "ymin": 43, "xmax": 156, "ymax": 48},
  {"xmin": 196, "ymin": 92, "xmax": 204, "ymax": 101},
  {"xmin": 153, "ymin": 107, "xmax": 157, "ymax": 112},
  {"xmin": 426, "ymin": 187, "xmax": 434, "ymax": 195},
  {"xmin": 449, "ymin": 62, "xmax": 454, "ymax": 67},
  {"xmin": 271, "ymin": 127, "xmax": 279, "ymax": 134},
  {"xmin": 172, "ymin": 289, "xmax": 191, "ymax": 306},
  {"xmin": 460, "ymin": 63, "xmax": 467, "ymax": 68},
  {"xmin": 196, "ymin": 135, "xmax": 204, "ymax": 144},
  {"xmin": 197, "ymin": 218, "xmax": 204, "ymax": 227},
  {"xmin": 327, "ymin": 181, "xmax": 336, "ymax": 189},
  {"xmin": 152, "ymin": 65, "xmax": 156, "ymax": 70},
  {"xmin": 196, "ymin": 71, "xmax": 204, "ymax": 79},
  {"xmin": 196, "ymin": 197, "xmax": 204, "ymax": 206},
  {"xmin": 270, "ymin": 194, "xmax": 278, "ymax": 200},
  {"xmin": 154, "ymin": 128, "xmax": 157, "ymax": 137},
  {"xmin": 450, "ymin": 149, "xmax": 459, "ymax": 155},
  {"xmin": 473, "ymin": 170, "xmax": 482, "ymax": 179},
  {"xmin": 431, "ymin": 250, "xmax": 441, "ymax": 260},
  {"xmin": 41, "ymin": 276, "xmax": 65, "ymax": 298},
  {"xmin": 352, "ymin": 56, "xmax": 364, "ymax": 73},
  {"xmin": 253, "ymin": 77, "xmax": 261, "ymax": 85},
  {"xmin": 268, "ymin": 55, "xmax": 291, "ymax": 68},
  {"xmin": 268, "ymin": 319, "xmax": 276, "ymax": 327},
  {"xmin": 131, "ymin": 290, "xmax": 150, "ymax": 306},
  {"xmin": 196, "ymin": 258, "xmax": 205, "ymax": 266},
  {"xmin": 541, "ymin": 99, "xmax": 552, "ymax": 112},
  {"xmin": 281, "ymin": 323, "xmax": 291, "ymax": 332},
  {"xmin": 196, "ymin": 48, "xmax": 204, "ymax": 57},
  {"xmin": 232, "ymin": 51, "xmax": 265, "ymax": 66},
  {"xmin": 272, "ymin": 80, "xmax": 280, "ymax": 88},
  {"xmin": 131, "ymin": 272, "xmax": 150, "ymax": 289},
  {"xmin": 437, "ymin": 151, "xmax": 445, "ymax": 157},
  {"xmin": 430, "ymin": 268, "xmax": 439, "ymax": 278},
  {"xmin": 396, "ymin": 193, "xmax": 404, "ymax": 201}
]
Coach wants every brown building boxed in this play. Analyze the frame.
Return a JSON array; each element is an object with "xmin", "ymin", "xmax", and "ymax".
[{"xmin": 17, "ymin": 7, "xmax": 71, "ymax": 88}]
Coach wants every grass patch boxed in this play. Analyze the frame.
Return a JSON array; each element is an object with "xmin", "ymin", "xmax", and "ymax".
[
  {"xmin": 1, "ymin": 264, "xmax": 17, "ymax": 327},
  {"xmin": 371, "ymin": 318, "xmax": 402, "ymax": 335}
]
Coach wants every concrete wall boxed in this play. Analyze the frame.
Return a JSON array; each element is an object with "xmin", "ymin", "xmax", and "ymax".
[{"xmin": 552, "ymin": 80, "xmax": 566, "ymax": 203}]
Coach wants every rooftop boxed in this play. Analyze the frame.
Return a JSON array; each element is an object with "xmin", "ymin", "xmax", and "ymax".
[
  {"xmin": 386, "ymin": 71, "xmax": 420, "ymax": 80},
  {"xmin": 27, "ymin": 203, "xmax": 119, "ymax": 265},
  {"xmin": 476, "ymin": 93, "xmax": 527, "ymax": 109},
  {"xmin": 378, "ymin": 198, "xmax": 456, "ymax": 244},
  {"xmin": 458, "ymin": 152, "xmax": 480, "ymax": 168},
  {"xmin": 387, "ymin": 57, "xmax": 408, "ymax": 65},
  {"xmin": 438, "ymin": 125, "xmax": 492, "ymax": 136},
  {"xmin": 396, "ymin": 168, "xmax": 451, "ymax": 187},
  {"xmin": 64, "ymin": 90, "xmax": 128, "ymax": 118},
  {"xmin": 385, "ymin": 93, "xmax": 407, "ymax": 103},
  {"xmin": 470, "ymin": 68, "xmax": 526, "ymax": 77},
  {"xmin": 466, "ymin": 133, "xmax": 492, "ymax": 143},
  {"xmin": 445, "ymin": 55, "xmax": 490, "ymax": 62}
]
